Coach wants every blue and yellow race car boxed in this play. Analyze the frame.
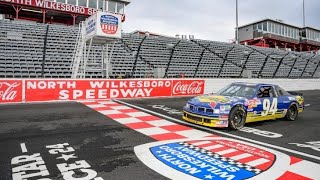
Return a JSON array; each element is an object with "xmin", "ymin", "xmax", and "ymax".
[{"xmin": 183, "ymin": 82, "xmax": 304, "ymax": 130}]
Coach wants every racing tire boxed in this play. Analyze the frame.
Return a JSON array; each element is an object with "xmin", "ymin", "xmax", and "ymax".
[
  {"xmin": 285, "ymin": 103, "xmax": 298, "ymax": 121},
  {"xmin": 228, "ymin": 106, "xmax": 246, "ymax": 130}
]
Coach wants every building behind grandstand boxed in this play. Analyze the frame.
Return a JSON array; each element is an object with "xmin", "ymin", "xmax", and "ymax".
[
  {"xmin": 0, "ymin": 0, "xmax": 129, "ymax": 25},
  {"xmin": 238, "ymin": 19, "xmax": 320, "ymax": 53}
]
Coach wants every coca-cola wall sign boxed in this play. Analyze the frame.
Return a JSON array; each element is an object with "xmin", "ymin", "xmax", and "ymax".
[
  {"xmin": 0, "ymin": 79, "xmax": 204, "ymax": 103},
  {"xmin": 172, "ymin": 80, "xmax": 204, "ymax": 96},
  {"xmin": 0, "ymin": 80, "xmax": 23, "ymax": 103}
]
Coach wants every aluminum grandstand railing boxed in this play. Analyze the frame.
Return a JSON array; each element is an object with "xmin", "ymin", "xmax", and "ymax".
[{"xmin": 0, "ymin": 19, "xmax": 320, "ymax": 79}]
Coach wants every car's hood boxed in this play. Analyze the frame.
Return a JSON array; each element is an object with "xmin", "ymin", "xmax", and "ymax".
[{"xmin": 188, "ymin": 94, "xmax": 247, "ymax": 109}]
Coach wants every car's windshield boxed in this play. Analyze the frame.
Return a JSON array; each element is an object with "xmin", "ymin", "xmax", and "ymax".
[{"xmin": 216, "ymin": 84, "xmax": 255, "ymax": 98}]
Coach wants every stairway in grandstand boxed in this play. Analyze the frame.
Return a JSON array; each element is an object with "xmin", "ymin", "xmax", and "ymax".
[{"xmin": 0, "ymin": 19, "xmax": 320, "ymax": 79}]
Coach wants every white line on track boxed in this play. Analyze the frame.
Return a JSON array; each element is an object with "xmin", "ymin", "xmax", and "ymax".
[
  {"xmin": 305, "ymin": 104, "xmax": 311, "ymax": 107},
  {"xmin": 20, "ymin": 143, "xmax": 28, "ymax": 153},
  {"xmin": 114, "ymin": 99, "xmax": 320, "ymax": 162}
]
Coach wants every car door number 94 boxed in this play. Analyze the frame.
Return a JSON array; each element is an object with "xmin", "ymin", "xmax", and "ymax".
[{"xmin": 261, "ymin": 98, "xmax": 278, "ymax": 116}]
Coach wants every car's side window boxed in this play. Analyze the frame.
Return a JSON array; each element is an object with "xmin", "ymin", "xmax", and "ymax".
[
  {"xmin": 275, "ymin": 86, "xmax": 284, "ymax": 96},
  {"xmin": 257, "ymin": 86, "xmax": 269, "ymax": 98},
  {"xmin": 257, "ymin": 86, "xmax": 277, "ymax": 98},
  {"xmin": 270, "ymin": 87, "xmax": 277, "ymax": 97}
]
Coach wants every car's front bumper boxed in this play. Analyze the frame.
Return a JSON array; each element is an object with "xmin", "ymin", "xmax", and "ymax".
[{"xmin": 182, "ymin": 111, "xmax": 229, "ymax": 128}]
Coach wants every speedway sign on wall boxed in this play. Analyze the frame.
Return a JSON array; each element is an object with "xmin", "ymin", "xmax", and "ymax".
[
  {"xmin": 25, "ymin": 80, "xmax": 173, "ymax": 101},
  {"xmin": 0, "ymin": 0, "xmax": 97, "ymax": 16},
  {"xmin": 0, "ymin": 79, "xmax": 204, "ymax": 103}
]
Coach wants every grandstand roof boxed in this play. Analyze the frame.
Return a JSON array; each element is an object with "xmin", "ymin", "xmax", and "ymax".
[
  {"xmin": 302, "ymin": 26, "xmax": 320, "ymax": 32},
  {"xmin": 130, "ymin": 30, "xmax": 174, "ymax": 38},
  {"xmin": 239, "ymin": 18, "xmax": 301, "ymax": 29},
  {"xmin": 116, "ymin": 0, "xmax": 131, "ymax": 5}
]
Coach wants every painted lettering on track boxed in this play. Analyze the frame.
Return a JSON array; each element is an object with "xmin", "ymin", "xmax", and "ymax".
[
  {"xmin": 11, "ymin": 153, "xmax": 51, "ymax": 180},
  {"xmin": 10, "ymin": 142, "xmax": 103, "ymax": 180},
  {"xmin": 239, "ymin": 127, "xmax": 283, "ymax": 138},
  {"xmin": 289, "ymin": 141, "xmax": 320, "ymax": 152},
  {"xmin": 149, "ymin": 105, "xmax": 183, "ymax": 115},
  {"xmin": 46, "ymin": 143, "xmax": 103, "ymax": 180}
]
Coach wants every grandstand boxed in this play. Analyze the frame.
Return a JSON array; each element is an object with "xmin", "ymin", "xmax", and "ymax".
[{"xmin": 0, "ymin": 19, "xmax": 320, "ymax": 79}]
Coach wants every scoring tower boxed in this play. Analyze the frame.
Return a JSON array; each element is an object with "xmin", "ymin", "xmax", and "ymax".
[{"xmin": 71, "ymin": 0, "xmax": 131, "ymax": 79}]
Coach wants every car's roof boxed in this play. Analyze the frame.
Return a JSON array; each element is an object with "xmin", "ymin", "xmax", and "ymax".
[{"xmin": 232, "ymin": 82, "xmax": 276, "ymax": 87}]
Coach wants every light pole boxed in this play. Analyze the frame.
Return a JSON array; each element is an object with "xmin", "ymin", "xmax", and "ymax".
[
  {"xmin": 236, "ymin": 0, "xmax": 239, "ymax": 44},
  {"xmin": 303, "ymin": 0, "xmax": 305, "ymax": 27}
]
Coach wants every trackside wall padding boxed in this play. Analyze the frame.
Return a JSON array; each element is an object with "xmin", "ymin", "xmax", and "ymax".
[{"xmin": 1, "ymin": 78, "xmax": 319, "ymax": 104}]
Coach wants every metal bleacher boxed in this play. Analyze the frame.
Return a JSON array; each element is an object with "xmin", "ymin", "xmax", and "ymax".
[
  {"xmin": 0, "ymin": 19, "xmax": 46, "ymax": 78},
  {"xmin": 0, "ymin": 19, "xmax": 320, "ymax": 79}
]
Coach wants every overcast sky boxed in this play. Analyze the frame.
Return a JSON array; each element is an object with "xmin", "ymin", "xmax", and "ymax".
[{"xmin": 122, "ymin": 0, "xmax": 319, "ymax": 42}]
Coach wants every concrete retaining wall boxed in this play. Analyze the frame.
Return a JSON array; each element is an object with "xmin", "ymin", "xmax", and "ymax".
[{"xmin": 204, "ymin": 79, "xmax": 320, "ymax": 94}]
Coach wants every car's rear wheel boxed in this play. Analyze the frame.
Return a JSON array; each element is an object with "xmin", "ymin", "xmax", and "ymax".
[
  {"xmin": 286, "ymin": 104, "xmax": 298, "ymax": 121},
  {"xmin": 229, "ymin": 106, "xmax": 246, "ymax": 130}
]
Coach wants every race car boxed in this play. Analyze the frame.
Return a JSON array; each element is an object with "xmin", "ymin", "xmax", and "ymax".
[{"xmin": 182, "ymin": 82, "xmax": 304, "ymax": 130}]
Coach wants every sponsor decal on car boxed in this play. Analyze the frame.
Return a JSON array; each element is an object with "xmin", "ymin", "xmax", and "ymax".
[
  {"xmin": 210, "ymin": 102, "xmax": 217, "ymax": 109},
  {"xmin": 244, "ymin": 98, "xmax": 260, "ymax": 109},
  {"xmin": 219, "ymin": 115, "xmax": 229, "ymax": 120},
  {"xmin": 220, "ymin": 105, "xmax": 231, "ymax": 111},
  {"xmin": 135, "ymin": 137, "xmax": 291, "ymax": 180},
  {"xmin": 288, "ymin": 97, "xmax": 296, "ymax": 101},
  {"xmin": 198, "ymin": 96, "xmax": 231, "ymax": 104}
]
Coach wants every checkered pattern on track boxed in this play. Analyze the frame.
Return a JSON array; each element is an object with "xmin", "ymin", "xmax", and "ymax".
[{"xmin": 81, "ymin": 100, "xmax": 319, "ymax": 180}]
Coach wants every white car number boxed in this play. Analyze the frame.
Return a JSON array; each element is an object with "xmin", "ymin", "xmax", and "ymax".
[{"xmin": 261, "ymin": 98, "xmax": 278, "ymax": 116}]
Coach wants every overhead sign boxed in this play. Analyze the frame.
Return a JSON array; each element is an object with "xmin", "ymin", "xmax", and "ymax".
[
  {"xmin": 100, "ymin": 14, "xmax": 119, "ymax": 35},
  {"xmin": 135, "ymin": 137, "xmax": 291, "ymax": 180},
  {"xmin": 84, "ymin": 11, "xmax": 122, "ymax": 41},
  {"xmin": 0, "ymin": 0, "xmax": 97, "ymax": 16},
  {"xmin": 85, "ymin": 12, "xmax": 97, "ymax": 40}
]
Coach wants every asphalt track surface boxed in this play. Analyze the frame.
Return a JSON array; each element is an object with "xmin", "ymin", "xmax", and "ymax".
[
  {"xmin": 121, "ymin": 90, "xmax": 320, "ymax": 164},
  {"xmin": 0, "ymin": 102, "xmax": 167, "ymax": 180},
  {"xmin": 0, "ymin": 90, "xmax": 319, "ymax": 179}
]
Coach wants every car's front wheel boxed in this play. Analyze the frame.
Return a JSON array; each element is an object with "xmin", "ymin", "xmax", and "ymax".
[
  {"xmin": 229, "ymin": 106, "xmax": 246, "ymax": 130},
  {"xmin": 286, "ymin": 103, "xmax": 298, "ymax": 121}
]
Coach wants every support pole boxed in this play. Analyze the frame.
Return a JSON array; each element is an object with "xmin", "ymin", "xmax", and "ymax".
[
  {"xmin": 83, "ymin": 38, "xmax": 93, "ymax": 78},
  {"xmin": 12, "ymin": 6, "xmax": 22, "ymax": 19},
  {"xmin": 236, "ymin": 0, "xmax": 239, "ymax": 44},
  {"xmin": 303, "ymin": 0, "xmax": 306, "ymax": 27},
  {"xmin": 41, "ymin": 9, "xmax": 47, "ymax": 24},
  {"xmin": 72, "ymin": 14, "xmax": 78, "ymax": 26},
  {"xmin": 41, "ymin": 25, "xmax": 49, "ymax": 77},
  {"xmin": 106, "ymin": 44, "xmax": 109, "ymax": 79}
]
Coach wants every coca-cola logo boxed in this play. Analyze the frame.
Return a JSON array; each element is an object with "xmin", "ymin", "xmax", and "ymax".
[
  {"xmin": 172, "ymin": 81, "xmax": 203, "ymax": 95},
  {"xmin": 0, "ymin": 82, "xmax": 20, "ymax": 101}
]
